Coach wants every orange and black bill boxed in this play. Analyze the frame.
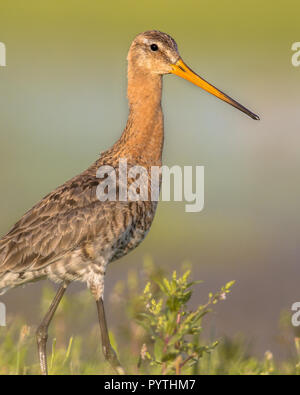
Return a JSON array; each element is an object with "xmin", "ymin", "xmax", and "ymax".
[{"xmin": 171, "ymin": 59, "xmax": 259, "ymax": 120}]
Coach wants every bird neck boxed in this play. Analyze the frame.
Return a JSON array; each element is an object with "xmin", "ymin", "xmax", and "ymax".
[{"xmin": 116, "ymin": 68, "xmax": 164, "ymax": 166}]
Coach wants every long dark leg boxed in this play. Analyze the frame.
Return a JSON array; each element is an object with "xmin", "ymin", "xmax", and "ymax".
[
  {"xmin": 36, "ymin": 282, "xmax": 68, "ymax": 375},
  {"xmin": 96, "ymin": 298, "xmax": 125, "ymax": 375}
]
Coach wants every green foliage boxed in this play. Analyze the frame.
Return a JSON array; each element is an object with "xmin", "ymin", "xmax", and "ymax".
[
  {"xmin": 0, "ymin": 257, "xmax": 299, "ymax": 375},
  {"xmin": 135, "ymin": 269, "xmax": 234, "ymax": 374}
]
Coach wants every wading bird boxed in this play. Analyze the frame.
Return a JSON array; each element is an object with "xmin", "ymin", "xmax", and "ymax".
[{"xmin": 0, "ymin": 31, "xmax": 259, "ymax": 375}]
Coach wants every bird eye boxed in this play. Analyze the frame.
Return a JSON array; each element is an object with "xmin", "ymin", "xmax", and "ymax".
[{"xmin": 150, "ymin": 44, "xmax": 158, "ymax": 51}]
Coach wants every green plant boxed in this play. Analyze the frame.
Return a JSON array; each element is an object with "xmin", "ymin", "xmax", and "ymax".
[{"xmin": 135, "ymin": 269, "xmax": 234, "ymax": 374}]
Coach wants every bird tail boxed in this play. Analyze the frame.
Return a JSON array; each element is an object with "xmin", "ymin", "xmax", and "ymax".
[
  {"xmin": 0, "ymin": 272, "xmax": 13, "ymax": 295},
  {"xmin": 0, "ymin": 269, "xmax": 48, "ymax": 295},
  {"xmin": 0, "ymin": 287, "xmax": 8, "ymax": 296},
  {"xmin": 0, "ymin": 271, "xmax": 28, "ymax": 295}
]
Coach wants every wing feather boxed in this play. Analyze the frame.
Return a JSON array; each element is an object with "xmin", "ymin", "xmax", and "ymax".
[{"xmin": 0, "ymin": 167, "xmax": 108, "ymax": 274}]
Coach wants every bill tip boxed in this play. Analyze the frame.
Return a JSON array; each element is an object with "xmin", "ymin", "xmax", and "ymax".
[{"xmin": 251, "ymin": 113, "xmax": 260, "ymax": 120}]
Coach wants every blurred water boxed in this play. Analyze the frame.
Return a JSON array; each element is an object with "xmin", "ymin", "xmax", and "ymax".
[{"xmin": 0, "ymin": 0, "xmax": 300, "ymax": 359}]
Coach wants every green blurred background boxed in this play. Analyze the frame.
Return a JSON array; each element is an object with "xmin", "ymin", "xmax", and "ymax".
[{"xmin": 0, "ymin": 0, "xmax": 300, "ymax": 360}]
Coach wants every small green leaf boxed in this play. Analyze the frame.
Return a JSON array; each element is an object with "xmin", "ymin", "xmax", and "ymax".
[{"xmin": 154, "ymin": 338, "xmax": 165, "ymax": 362}]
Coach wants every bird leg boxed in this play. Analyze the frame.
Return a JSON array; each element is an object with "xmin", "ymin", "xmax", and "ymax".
[
  {"xmin": 36, "ymin": 282, "xmax": 68, "ymax": 375},
  {"xmin": 96, "ymin": 298, "xmax": 125, "ymax": 375}
]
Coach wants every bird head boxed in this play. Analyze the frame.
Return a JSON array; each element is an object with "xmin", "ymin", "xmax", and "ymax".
[{"xmin": 128, "ymin": 30, "xmax": 259, "ymax": 120}]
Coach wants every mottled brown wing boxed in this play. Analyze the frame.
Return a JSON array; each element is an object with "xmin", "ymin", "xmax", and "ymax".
[{"xmin": 0, "ymin": 169, "xmax": 109, "ymax": 274}]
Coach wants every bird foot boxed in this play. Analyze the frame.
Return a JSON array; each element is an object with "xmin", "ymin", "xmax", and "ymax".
[{"xmin": 103, "ymin": 345, "xmax": 125, "ymax": 375}]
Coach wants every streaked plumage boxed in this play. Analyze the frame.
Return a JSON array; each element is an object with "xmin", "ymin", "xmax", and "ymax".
[{"xmin": 0, "ymin": 154, "xmax": 158, "ymax": 299}]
